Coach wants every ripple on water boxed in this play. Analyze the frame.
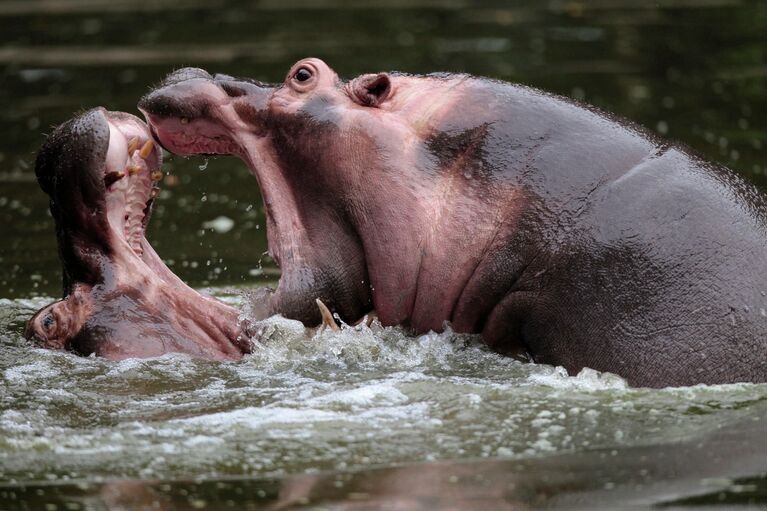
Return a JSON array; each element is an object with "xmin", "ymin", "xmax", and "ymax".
[{"xmin": 1, "ymin": 295, "xmax": 767, "ymax": 482}]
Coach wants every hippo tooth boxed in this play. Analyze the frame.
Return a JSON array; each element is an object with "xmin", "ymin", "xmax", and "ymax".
[
  {"xmin": 316, "ymin": 298, "xmax": 340, "ymax": 332},
  {"xmin": 139, "ymin": 139, "xmax": 154, "ymax": 159},
  {"xmin": 127, "ymin": 137, "xmax": 139, "ymax": 154},
  {"xmin": 150, "ymin": 187, "xmax": 160, "ymax": 198},
  {"xmin": 180, "ymin": 117, "xmax": 189, "ymax": 124},
  {"xmin": 126, "ymin": 164, "xmax": 141, "ymax": 175},
  {"xmin": 151, "ymin": 170, "xmax": 163, "ymax": 182},
  {"xmin": 104, "ymin": 170, "xmax": 125, "ymax": 187}
]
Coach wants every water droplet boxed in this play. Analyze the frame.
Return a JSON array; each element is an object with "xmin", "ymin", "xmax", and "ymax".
[
  {"xmin": 202, "ymin": 216, "xmax": 235, "ymax": 233},
  {"xmin": 199, "ymin": 159, "xmax": 209, "ymax": 171}
]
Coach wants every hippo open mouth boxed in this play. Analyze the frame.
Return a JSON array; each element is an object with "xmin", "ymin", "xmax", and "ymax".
[
  {"xmin": 102, "ymin": 112, "xmax": 162, "ymax": 256},
  {"xmin": 139, "ymin": 64, "xmax": 373, "ymax": 326},
  {"xmin": 26, "ymin": 108, "xmax": 250, "ymax": 359}
]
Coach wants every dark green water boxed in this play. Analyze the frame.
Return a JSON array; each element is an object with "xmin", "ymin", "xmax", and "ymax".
[{"xmin": 1, "ymin": 1, "xmax": 767, "ymax": 509}]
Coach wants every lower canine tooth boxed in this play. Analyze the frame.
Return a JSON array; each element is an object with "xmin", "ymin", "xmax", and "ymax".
[
  {"xmin": 139, "ymin": 139, "xmax": 154, "ymax": 159},
  {"xmin": 316, "ymin": 299, "xmax": 341, "ymax": 332}
]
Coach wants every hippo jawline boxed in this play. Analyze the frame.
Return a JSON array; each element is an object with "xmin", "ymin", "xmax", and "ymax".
[{"xmin": 26, "ymin": 109, "xmax": 248, "ymax": 360}]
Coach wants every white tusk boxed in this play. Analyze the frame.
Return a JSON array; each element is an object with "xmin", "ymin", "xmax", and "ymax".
[{"xmin": 316, "ymin": 299, "xmax": 340, "ymax": 331}]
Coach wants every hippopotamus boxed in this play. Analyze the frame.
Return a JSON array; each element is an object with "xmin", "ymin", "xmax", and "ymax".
[
  {"xmin": 136, "ymin": 57, "xmax": 767, "ymax": 387},
  {"xmin": 25, "ymin": 108, "xmax": 250, "ymax": 359}
]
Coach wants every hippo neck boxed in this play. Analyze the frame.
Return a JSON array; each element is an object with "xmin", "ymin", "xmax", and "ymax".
[
  {"xmin": 351, "ymin": 80, "xmax": 662, "ymax": 334},
  {"xmin": 341, "ymin": 142, "xmax": 525, "ymax": 332}
]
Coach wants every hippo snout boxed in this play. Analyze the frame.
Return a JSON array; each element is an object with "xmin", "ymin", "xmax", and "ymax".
[{"xmin": 138, "ymin": 68, "xmax": 217, "ymax": 119}]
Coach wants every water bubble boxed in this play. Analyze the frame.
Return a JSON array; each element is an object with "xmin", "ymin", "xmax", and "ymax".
[{"xmin": 202, "ymin": 216, "xmax": 235, "ymax": 234}]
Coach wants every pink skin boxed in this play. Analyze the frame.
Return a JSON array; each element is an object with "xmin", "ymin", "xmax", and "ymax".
[
  {"xmin": 140, "ymin": 59, "xmax": 523, "ymax": 337},
  {"xmin": 27, "ymin": 109, "xmax": 248, "ymax": 360},
  {"xmin": 136, "ymin": 58, "xmax": 767, "ymax": 388}
]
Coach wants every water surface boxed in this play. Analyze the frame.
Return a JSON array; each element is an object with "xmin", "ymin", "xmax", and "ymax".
[{"xmin": 1, "ymin": 0, "xmax": 766, "ymax": 508}]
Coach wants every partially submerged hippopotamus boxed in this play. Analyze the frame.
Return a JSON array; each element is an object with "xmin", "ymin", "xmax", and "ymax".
[
  {"xmin": 26, "ymin": 108, "xmax": 250, "ymax": 359},
  {"xmin": 135, "ymin": 58, "xmax": 767, "ymax": 387}
]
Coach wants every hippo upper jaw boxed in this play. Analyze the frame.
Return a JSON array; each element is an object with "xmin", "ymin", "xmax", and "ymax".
[
  {"xmin": 27, "ymin": 108, "xmax": 249, "ymax": 360},
  {"xmin": 138, "ymin": 69, "xmax": 273, "ymax": 157},
  {"xmin": 140, "ymin": 68, "xmax": 374, "ymax": 326}
]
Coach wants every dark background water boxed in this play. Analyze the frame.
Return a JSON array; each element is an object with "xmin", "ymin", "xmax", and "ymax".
[{"xmin": 1, "ymin": 0, "xmax": 765, "ymax": 299}]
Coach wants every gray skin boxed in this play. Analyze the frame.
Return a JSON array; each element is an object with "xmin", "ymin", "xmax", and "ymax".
[{"xmin": 139, "ymin": 58, "xmax": 767, "ymax": 387}]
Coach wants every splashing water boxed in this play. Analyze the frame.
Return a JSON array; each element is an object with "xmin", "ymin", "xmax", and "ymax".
[{"xmin": 1, "ymin": 291, "xmax": 766, "ymax": 486}]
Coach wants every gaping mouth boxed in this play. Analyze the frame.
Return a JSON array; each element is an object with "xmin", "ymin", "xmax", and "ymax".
[
  {"xmin": 138, "ymin": 76, "xmax": 373, "ymax": 325},
  {"xmin": 102, "ymin": 111, "xmax": 163, "ymax": 257},
  {"xmin": 26, "ymin": 108, "xmax": 250, "ymax": 359}
]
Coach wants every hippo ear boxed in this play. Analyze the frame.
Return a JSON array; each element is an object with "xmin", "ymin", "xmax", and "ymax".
[{"xmin": 350, "ymin": 73, "xmax": 391, "ymax": 107}]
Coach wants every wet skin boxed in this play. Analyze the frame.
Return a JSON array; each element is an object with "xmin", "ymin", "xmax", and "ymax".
[
  {"xmin": 26, "ymin": 108, "xmax": 249, "ymax": 360},
  {"xmin": 139, "ymin": 58, "xmax": 767, "ymax": 387}
]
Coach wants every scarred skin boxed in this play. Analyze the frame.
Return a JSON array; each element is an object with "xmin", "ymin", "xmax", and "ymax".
[
  {"xmin": 139, "ymin": 58, "xmax": 767, "ymax": 387},
  {"xmin": 26, "ymin": 108, "xmax": 249, "ymax": 360}
]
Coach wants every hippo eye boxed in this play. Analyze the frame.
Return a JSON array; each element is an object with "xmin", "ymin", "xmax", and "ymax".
[
  {"xmin": 294, "ymin": 67, "xmax": 313, "ymax": 82},
  {"xmin": 42, "ymin": 313, "xmax": 56, "ymax": 335}
]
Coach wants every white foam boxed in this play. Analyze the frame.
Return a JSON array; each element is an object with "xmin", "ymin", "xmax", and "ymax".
[
  {"xmin": 307, "ymin": 380, "xmax": 409, "ymax": 408},
  {"xmin": 526, "ymin": 365, "xmax": 628, "ymax": 390},
  {"xmin": 173, "ymin": 406, "xmax": 344, "ymax": 429},
  {"xmin": 4, "ymin": 360, "xmax": 59, "ymax": 384}
]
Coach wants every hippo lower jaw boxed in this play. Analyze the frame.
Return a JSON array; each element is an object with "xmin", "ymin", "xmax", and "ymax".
[{"xmin": 27, "ymin": 108, "xmax": 249, "ymax": 360}]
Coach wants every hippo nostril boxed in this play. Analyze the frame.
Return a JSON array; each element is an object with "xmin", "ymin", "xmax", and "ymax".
[{"xmin": 219, "ymin": 81, "xmax": 247, "ymax": 98}]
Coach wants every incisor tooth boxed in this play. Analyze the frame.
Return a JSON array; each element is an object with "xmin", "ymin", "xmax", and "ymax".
[
  {"xmin": 139, "ymin": 139, "xmax": 154, "ymax": 159},
  {"xmin": 127, "ymin": 137, "xmax": 139, "ymax": 154},
  {"xmin": 127, "ymin": 164, "xmax": 141, "ymax": 175}
]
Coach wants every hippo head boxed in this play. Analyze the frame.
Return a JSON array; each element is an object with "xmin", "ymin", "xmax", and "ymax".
[
  {"xmin": 139, "ymin": 58, "xmax": 482, "ymax": 328},
  {"xmin": 26, "ymin": 108, "xmax": 248, "ymax": 359}
]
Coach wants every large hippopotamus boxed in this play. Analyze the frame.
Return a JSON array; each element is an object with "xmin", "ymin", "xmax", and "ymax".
[
  {"xmin": 26, "ymin": 108, "xmax": 250, "ymax": 359},
  {"xmin": 135, "ymin": 58, "xmax": 767, "ymax": 387}
]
